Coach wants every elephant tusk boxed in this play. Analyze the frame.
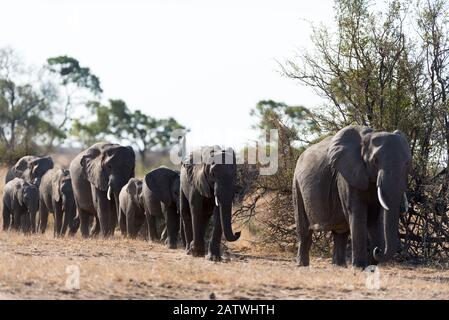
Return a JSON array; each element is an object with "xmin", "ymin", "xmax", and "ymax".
[
  {"xmin": 403, "ymin": 192, "xmax": 409, "ymax": 213},
  {"xmin": 107, "ymin": 186, "xmax": 113, "ymax": 201},
  {"xmin": 215, "ymin": 196, "xmax": 219, "ymax": 207},
  {"xmin": 377, "ymin": 187, "xmax": 390, "ymax": 211}
]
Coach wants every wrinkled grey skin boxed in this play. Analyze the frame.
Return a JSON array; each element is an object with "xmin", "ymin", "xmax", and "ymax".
[
  {"xmin": 5, "ymin": 155, "xmax": 54, "ymax": 187},
  {"xmin": 293, "ymin": 126, "xmax": 411, "ymax": 268},
  {"xmin": 2, "ymin": 178, "xmax": 39, "ymax": 233},
  {"xmin": 119, "ymin": 178, "xmax": 146, "ymax": 239},
  {"xmin": 141, "ymin": 167, "xmax": 181, "ymax": 249},
  {"xmin": 180, "ymin": 147, "xmax": 241, "ymax": 261},
  {"xmin": 38, "ymin": 168, "xmax": 80, "ymax": 237},
  {"xmin": 69, "ymin": 142, "xmax": 135, "ymax": 238}
]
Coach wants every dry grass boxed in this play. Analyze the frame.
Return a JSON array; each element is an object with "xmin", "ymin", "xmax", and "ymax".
[
  {"xmin": 2, "ymin": 166, "xmax": 449, "ymax": 300},
  {"xmin": 0, "ymin": 232, "xmax": 449, "ymax": 300}
]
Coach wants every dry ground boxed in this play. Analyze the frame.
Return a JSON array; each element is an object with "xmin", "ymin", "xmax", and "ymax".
[
  {"xmin": 2, "ymin": 167, "xmax": 449, "ymax": 300},
  {"xmin": 1, "ymin": 232, "xmax": 449, "ymax": 300}
]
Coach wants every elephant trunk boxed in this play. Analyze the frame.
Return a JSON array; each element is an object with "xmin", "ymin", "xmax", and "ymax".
[
  {"xmin": 373, "ymin": 170, "xmax": 402, "ymax": 263},
  {"xmin": 216, "ymin": 196, "xmax": 240, "ymax": 242}
]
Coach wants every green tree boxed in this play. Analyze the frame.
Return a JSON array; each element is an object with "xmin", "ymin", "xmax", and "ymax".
[
  {"xmin": 72, "ymin": 99, "xmax": 186, "ymax": 166},
  {"xmin": 0, "ymin": 48, "xmax": 64, "ymax": 162},
  {"xmin": 45, "ymin": 56, "xmax": 103, "ymax": 148}
]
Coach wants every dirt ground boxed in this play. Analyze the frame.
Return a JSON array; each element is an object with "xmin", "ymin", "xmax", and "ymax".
[
  {"xmin": 1, "ymin": 231, "xmax": 449, "ymax": 300},
  {"xmin": 1, "ymin": 167, "xmax": 449, "ymax": 300}
]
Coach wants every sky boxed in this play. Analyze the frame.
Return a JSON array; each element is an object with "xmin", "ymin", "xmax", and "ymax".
[{"xmin": 0, "ymin": 0, "xmax": 335, "ymax": 149}]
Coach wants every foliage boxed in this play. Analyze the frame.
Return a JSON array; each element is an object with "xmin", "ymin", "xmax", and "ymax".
[
  {"xmin": 72, "ymin": 99, "xmax": 186, "ymax": 166},
  {"xmin": 237, "ymin": 0, "xmax": 449, "ymax": 261}
]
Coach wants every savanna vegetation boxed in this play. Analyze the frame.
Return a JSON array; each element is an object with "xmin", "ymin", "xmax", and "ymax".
[{"xmin": 234, "ymin": 0, "xmax": 449, "ymax": 262}]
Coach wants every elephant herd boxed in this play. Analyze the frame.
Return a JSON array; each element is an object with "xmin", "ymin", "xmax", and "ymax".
[
  {"xmin": 2, "ymin": 142, "xmax": 241, "ymax": 261},
  {"xmin": 2, "ymin": 125, "xmax": 413, "ymax": 268}
]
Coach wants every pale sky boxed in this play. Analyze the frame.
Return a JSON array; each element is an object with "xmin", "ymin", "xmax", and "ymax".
[{"xmin": 0, "ymin": 0, "xmax": 335, "ymax": 148}]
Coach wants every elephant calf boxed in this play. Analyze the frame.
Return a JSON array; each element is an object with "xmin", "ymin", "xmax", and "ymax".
[
  {"xmin": 2, "ymin": 178, "xmax": 39, "ymax": 233},
  {"xmin": 142, "ymin": 167, "xmax": 181, "ymax": 249},
  {"xmin": 119, "ymin": 178, "xmax": 147, "ymax": 238},
  {"xmin": 38, "ymin": 168, "xmax": 79, "ymax": 237}
]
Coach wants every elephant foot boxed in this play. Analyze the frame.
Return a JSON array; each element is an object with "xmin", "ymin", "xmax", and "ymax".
[
  {"xmin": 352, "ymin": 261, "xmax": 368, "ymax": 270},
  {"xmin": 208, "ymin": 254, "xmax": 222, "ymax": 262},
  {"xmin": 297, "ymin": 256, "xmax": 310, "ymax": 267},
  {"xmin": 167, "ymin": 242, "xmax": 177, "ymax": 250},
  {"xmin": 190, "ymin": 244, "xmax": 206, "ymax": 257}
]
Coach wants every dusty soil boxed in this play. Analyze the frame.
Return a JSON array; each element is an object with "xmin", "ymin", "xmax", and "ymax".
[{"xmin": 0, "ymin": 232, "xmax": 449, "ymax": 300}]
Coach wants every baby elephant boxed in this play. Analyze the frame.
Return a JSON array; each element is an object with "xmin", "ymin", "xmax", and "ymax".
[
  {"xmin": 142, "ymin": 167, "xmax": 181, "ymax": 249},
  {"xmin": 119, "ymin": 178, "xmax": 146, "ymax": 238},
  {"xmin": 2, "ymin": 178, "xmax": 39, "ymax": 233},
  {"xmin": 38, "ymin": 168, "xmax": 79, "ymax": 236}
]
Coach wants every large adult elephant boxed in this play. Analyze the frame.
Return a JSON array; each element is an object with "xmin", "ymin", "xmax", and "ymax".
[
  {"xmin": 38, "ymin": 168, "xmax": 79, "ymax": 236},
  {"xmin": 2, "ymin": 178, "xmax": 39, "ymax": 233},
  {"xmin": 180, "ymin": 147, "xmax": 240, "ymax": 261},
  {"xmin": 293, "ymin": 126, "xmax": 411, "ymax": 268},
  {"xmin": 70, "ymin": 142, "xmax": 135, "ymax": 237},
  {"xmin": 142, "ymin": 167, "xmax": 181, "ymax": 249},
  {"xmin": 5, "ymin": 155, "xmax": 54, "ymax": 186}
]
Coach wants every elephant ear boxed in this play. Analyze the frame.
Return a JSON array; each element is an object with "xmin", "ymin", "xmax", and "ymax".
[
  {"xmin": 145, "ymin": 168, "xmax": 177, "ymax": 204},
  {"xmin": 328, "ymin": 126, "xmax": 372, "ymax": 191},
  {"xmin": 80, "ymin": 147, "xmax": 108, "ymax": 191}
]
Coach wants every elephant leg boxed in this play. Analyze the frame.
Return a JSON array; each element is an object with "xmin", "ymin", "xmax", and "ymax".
[
  {"xmin": 146, "ymin": 200, "xmax": 162, "ymax": 242},
  {"xmin": 78, "ymin": 209, "xmax": 91, "ymax": 238},
  {"xmin": 165, "ymin": 205, "xmax": 179, "ymax": 249},
  {"xmin": 90, "ymin": 215, "xmax": 101, "ymax": 237},
  {"xmin": 126, "ymin": 210, "xmax": 138, "ymax": 238},
  {"xmin": 180, "ymin": 214, "xmax": 186, "ymax": 248},
  {"xmin": 91, "ymin": 189, "xmax": 112, "ymax": 237},
  {"xmin": 109, "ymin": 199, "xmax": 118, "ymax": 236},
  {"xmin": 39, "ymin": 204, "xmax": 49, "ymax": 234},
  {"xmin": 208, "ymin": 206, "xmax": 222, "ymax": 261},
  {"xmin": 61, "ymin": 210, "xmax": 70, "ymax": 236},
  {"xmin": 332, "ymin": 231, "xmax": 349, "ymax": 267},
  {"xmin": 21, "ymin": 214, "xmax": 31, "ymax": 234},
  {"xmin": 30, "ymin": 210, "xmax": 37, "ymax": 234},
  {"xmin": 12, "ymin": 209, "xmax": 22, "ymax": 231},
  {"xmin": 180, "ymin": 191, "xmax": 192, "ymax": 253},
  {"xmin": 294, "ymin": 183, "xmax": 312, "ymax": 266},
  {"xmin": 191, "ymin": 198, "xmax": 207, "ymax": 258},
  {"xmin": 297, "ymin": 230, "xmax": 313, "ymax": 266},
  {"xmin": 119, "ymin": 208, "xmax": 127, "ymax": 237},
  {"xmin": 160, "ymin": 226, "xmax": 167, "ymax": 243},
  {"xmin": 2, "ymin": 203, "xmax": 11, "ymax": 231},
  {"xmin": 146, "ymin": 215, "xmax": 159, "ymax": 241},
  {"xmin": 54, "ymin": 203, "xmax": 64, "ymax": 237}
]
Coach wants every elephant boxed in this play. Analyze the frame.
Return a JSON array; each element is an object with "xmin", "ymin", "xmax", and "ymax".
[
  {"xmin": 5, "ymin": 155, "xmax": 54, "ymax": 187},
  {"xmin": 292, "ymin": 125, "xmax": 411, "ymax": 268},
  {"xmin": 38, "ymin": 168, "xmax": 79, "ymax": 237},
  {"xmin": 180, "ymin": 146, "xmax": 241, "ymax": 261},
  {"xmin": 118, "ymin": 178, "xmax": 146, "ymax": 239},
  {"xmin": 69, "ymin": 142, "xmax": 135, "ymax": 238},
  {"xmin": 2, "ymin": 178, "xmax": 39, "ymax": 233},
  {"xmin": 141, "ymin": 167, "xmax": 181, "ymax": 249}
]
